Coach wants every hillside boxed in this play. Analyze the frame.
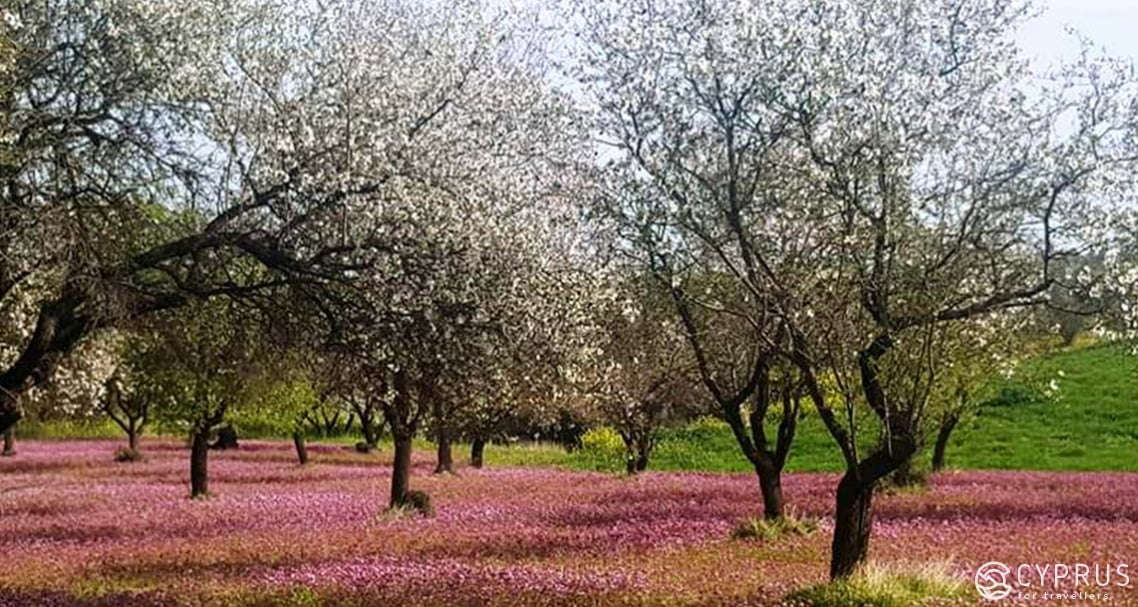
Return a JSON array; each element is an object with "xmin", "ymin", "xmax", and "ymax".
[{"xmin": 565, "ymin": 342, "xmax": 1138, "ymax": 474}]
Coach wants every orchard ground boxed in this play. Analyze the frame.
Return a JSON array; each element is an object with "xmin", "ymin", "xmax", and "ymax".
[{"xmin": 2, "ymin": 439, "xmax": 1137, "ymax": 606}]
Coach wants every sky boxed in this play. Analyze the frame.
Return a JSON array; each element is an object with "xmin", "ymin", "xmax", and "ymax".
[{"xmin": 1017, "ymin": 0, "xmax": 1138, "ymax": 65}]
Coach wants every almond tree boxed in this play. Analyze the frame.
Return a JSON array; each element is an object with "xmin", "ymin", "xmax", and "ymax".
[
  {"xmin": 574, "ymin": 0, "xmax": 1138, "ymax": 578},
  {"xmin": 133, "ymin": 300, "xmax": 267, "ymax": 497},
  {"xmin": 102, "ymin": 376, "xmax": 149, "ymax": 455},
  {"xmin": 584, "ymin": 276, "xmax": 699, "ymax": 474},
  {"xmin": 237, "ymin": 0, "xmax": 596, "ymax": 506},
  {"xmin": 0, "ymin": 0, "xmax": 437, "ymax": 433}
]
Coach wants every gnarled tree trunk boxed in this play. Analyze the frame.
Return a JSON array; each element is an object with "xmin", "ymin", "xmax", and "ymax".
[
  {"xmin": 434, "ymin": 431, "xmax": 454, "ymax": 474},
  {"xmin": 755, "ymin": 457, "xmax": 785, "ymax": 520},
  {"xmin": 470, "ymin": 437, "xmax": 486, "ymax": 469},
  {"xmin": 190, "ymin": 430, "xmax": 210, "ymax": 498},
  {"xmin": 127, "ymin": 418, "xmax": 141, "ymax": 452},
  {"xmin": 829, "ymin": 441, "xmax": 916, "ymax": 579},
  {"xmin": 931, "ymin": 413, "xmax": 959, "ymax": 472},
  {"xmin": 2, "ymin": 426, "xmax": 14, "ymax": 456},
  {"xmin": 831, "ymin": 472, "xmax": 875, "ymax": 579},
  {"xmin": 720, "ymin": 358, "xmax": 798, "ymax": 520},
  {"xmin": 390, "ymin": 433, "xmax": 413, "ymax": 507},
  {"xmin": 293, "ymin": 431, "xmax": 309, "ymax": 465}
]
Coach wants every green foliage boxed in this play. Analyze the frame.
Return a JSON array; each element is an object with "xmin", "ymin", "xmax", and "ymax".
[
  {"xmin": 132, "ymin": 301, "xmax": 271, "ymax": 436},
  {"xmin": 786, "ymin": 562, "xmax": 967, "ymax": 607},
  {"xmin": 574, "ymin": 426, "xmax": 625, "ymax": 471},
  {"xmin": 731, "ymin": 512, "xmax": 818, "ymax": 541},
  {"xmin": 981, "ymin": 383, "xmax": 1046, "ymax": 408},
  {"xmin": 231, "ymin": 375, "xmax": 320, "ymax": 437},
  {"xmin": 17, "ymin": 418, "xmax": 122, "ymax": 439}
]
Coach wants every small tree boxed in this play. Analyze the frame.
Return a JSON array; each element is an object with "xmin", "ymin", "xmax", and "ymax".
[
  {"xmin": 240, "ymin": 374, "xmax": 321, "ymax": 465},
  {"xmin": 102, "ymin": 375, "xmax": 149, "ymax": 454},
  {"xmin": 142, "ymin": 301, "xmax": 267, "ymax": 498},
  {"xmin": 586, "ymin": 277, "xmax": 699, "ymax": 474}
]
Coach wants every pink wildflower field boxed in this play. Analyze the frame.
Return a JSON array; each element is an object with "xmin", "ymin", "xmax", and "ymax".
[{"xmin": 1, "ymin": 440, "xmax": 1136, "ymax": 606}]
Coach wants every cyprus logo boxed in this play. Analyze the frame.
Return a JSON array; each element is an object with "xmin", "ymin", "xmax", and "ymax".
[{"xmin": 975, "ymin": 561, "xmax": 1013, "ymax": 601}]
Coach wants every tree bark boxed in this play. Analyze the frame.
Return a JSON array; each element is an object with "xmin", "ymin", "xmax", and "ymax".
[
  {"xmin": 0, "ymin": 394, "xmax": 19, "ymax": 439},
  {"xmin": 128, "ymin": 425, "xmax": 139, "ymax": 452},
  {"xmin": 2, "ymin": 426, "xmax": 14, "ymax": 456},
  {"xmin": 931, "ymin": 413, "xmax": 959, "ymax": 472},
  {"xmin": 356, "ymin": 402, "xmax": 382, "ymax": 448},
  {"xmin": 390, "ymin": 434, "xmax": 413, "ymax": 507},
  {"xmin": 434, "ymin": 431, "xmax": 454, "ymax": 474},
  {"xmin": 470, "ymin": 437, "xmax": 486, "ymax": 469},
  {"xmin": 634, "ymin": 437, "xmax": 651, "ymax": 472},
  {"xmin": 293, "ymin": 431, "xmax": 309, "ymax": 465},
  {"xmin": 756, "ymin": 459, "xmax": 785, "ymax": 520},
  {"xmin": 830, "ymin": 472, "xmax": 874, "ymax": 579},
  {"xmin": 190, "ymin": 430, "xmax": 210, "ymax": 498},
  {"xmin": 362, "ymin": 422, "xmax": 379, "ymax": 448},
  {"xmin": 889, "ymin": 455, "xmax": 918, "ymax": 487}
]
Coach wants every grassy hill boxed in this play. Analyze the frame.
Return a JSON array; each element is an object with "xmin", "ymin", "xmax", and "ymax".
[{"xmin": 557, "ymin": 342, "xmax": 1138, "ymax": 474}]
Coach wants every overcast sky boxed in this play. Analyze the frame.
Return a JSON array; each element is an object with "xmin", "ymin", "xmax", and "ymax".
[{"xmin": 1017, "ymin": 0, "xmax": 1138, "ymax": 65}]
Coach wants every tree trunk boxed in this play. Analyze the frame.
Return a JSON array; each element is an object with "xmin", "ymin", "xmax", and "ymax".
[
  {"xmin": 2, "ymin": 426, "xmax": 14, "ymax": 456},
  {"xmin": 931, "ymin": 413, "xmax": 959, "ymax": 472},
  {"xmin": 470, "ymin": 437, "xmax": 486, "ymax": 469},
  {"xmin": 756, "ymin": 460, "xmax": 785, "ymax": 520},
  {"xmin": 293, "ymin": 431, "xmax": 309, "ymax": 465},
  {"xmin": 390, "ymin": 434, "xmax": 413, "ymax": 508},
  {"xmin": 634, "ymin": 440, "xmax": 650, "ymax": 472},
  {"xmin": 362, "ymin": 417, "xmax": 379, "ymax": 448},
  {"xmin": 830, "ymin": 473, "xmax": 875, "ymax": 579},
  {"xmin": 627, "ymin": 449, "xmax": 650, "ymax": 473},
  {"xmin": 128, "ymin": 425, "xmax": 139, "ymax": 452},
  {"xmin": 434, "ymin": 431, "xmax": 454, "ymax": 474},
  {"xmin": 190, "ymin": 430, "xmax": 210, "ymax": 498},
  {"xmin": 0, "ymin": 394, "xmax": 19, "ymax": 439},
  {"xmin": 890, "ymin": 455, "xmax": 918, "ymax": 487}
]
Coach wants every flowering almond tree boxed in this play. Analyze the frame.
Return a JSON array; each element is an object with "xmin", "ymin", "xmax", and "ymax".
[
  {"xmin": 582, "ymin": 275, "xmax": 700, "ymax": 474},
  {"xmin": 231, "ymin": 0, "xmax": 597, "ymax": 506},
  {"xmin": 0, "ymin": 0, "xmax": 458, "ymax": 434},
  {"xmin": 135, "ymin": 301, "xmax": 269, "ymax": 497},
  {"xmin": 574, "ymin": 0, "xmax": 1138, "ymax": 579}
]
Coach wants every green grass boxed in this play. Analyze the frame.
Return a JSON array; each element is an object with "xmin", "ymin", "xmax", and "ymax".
[
  {"xmin": 786, "ymin": 561, "xmax": 968, "ymax": 607},
  {"xmin": 16, "ymin": 342, "xmax": 1138, "ymax": 473},
  {"xmin": 948, "ymin": 342, "xmax": 1138, "ymax": 470},
  {"xmin": 563, "ymin": 341, "xmax": 1138, "ymax": 473},
  {"xmin": 731, "ymin": 511, "xmax": 819, "ymax": 541}
]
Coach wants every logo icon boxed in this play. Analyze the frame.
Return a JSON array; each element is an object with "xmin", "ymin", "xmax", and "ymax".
[{"xmin": 975, "ymin": 561, "xmax": 1012, "ymax": 600}]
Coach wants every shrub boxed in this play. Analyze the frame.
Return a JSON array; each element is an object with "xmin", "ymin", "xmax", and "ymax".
[
  {"xmin": 883, "ymin": 463, "xmax": 930, "ymax": 493},
  {"xmin": 687, "ymin": 415, "xmax": 730, "ymax": 434},
  {"xmin": 405, "ymin": 490, "xmax": 432, "ymax": 515},
  {"xmin": 382, "ymin": 490, "xmax": 434, "ymax": 519},
  {"xmin": 575, "ymin": 427, "xmax": 625, "ymax": 472},
  {"xmin": 113, "ymin": 447, "xmax": 143, "ymax": 463},
  {"xmin": 731, "ymin": 511, "xmax": 818, "ymax": 541},
  {"xmin": 786, "ymin": 561, "xmax": 967, "ymax": 607},
  {"xmin": 983, "ymin": 383, "xmax": 1043, "ymax": 408}
]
